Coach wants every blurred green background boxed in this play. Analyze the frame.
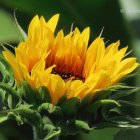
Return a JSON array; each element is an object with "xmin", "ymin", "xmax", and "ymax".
[{"xmin": 0, "ymin": 0, "xmax": 140, "ymax": 140}]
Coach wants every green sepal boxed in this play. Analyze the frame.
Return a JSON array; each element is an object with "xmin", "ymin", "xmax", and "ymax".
[
  {"xmin": 0, "ymin": 55, "xmax": 15, "ymax": 86},
  {"xmin": 80, "ymin": 99, "xmax": 120, "ymax": 125},
  {"xmin": 99, "ymin": 99, "xmax": 140, "ymax": 129},
  {"xmin": 8, "ymin": 112, "xmax": 24, "ymax": 125},
  {"xmin": 96, "ymin": 119, "xmax": 140, "ymax": 129},
  {"xmin": 106, "ymin": 83, "xmax": 133, "ymax": 91},
  {"xmin": 19, "ymin": 82, "xmax": 52, "ymax": 105},
  {"xmin": 19, "ymin": 81, "xmax": 39, "ymax": 104},
  {"xmin": 104, "ymin": 104, "xmax": 140, "ymax": 127},
  {"xmin": 43, "ymin": 124, "xmax": 61, "ymax": 140},
  {"xmin": 110, "ymin": 87, "xmax": 140, "ymax": 100},
  {"xmin": 91, "ymin": 83, "xmax": 133, "ymax": 101},
  {"xmin": 95, "ymin": 121, "xmax": 140, "ymax": 129},
  {"xmin": 56, "ymin": 95, "xmax": 67, "ymax": 106},
  {"xmin": 87, "ymin": 99, "xmax": 120, "ymax": 115},
  {"xmin": 38, "ymin": 103, "xmax": 62, "ymax": 123},
  {"xmin": 121, "ymin": 72, "xmax": 140, "ymax": 82},
  {"xmin": 39, "ymin": 86, "xmax": 51, "ymax": 103},
  {"xmin": 91, "ymin": 89, "xmax": 112, "ymax": 101},
  {"xmin": 37, "ymin": 116, "xmax": 61, "ymax": 140},
  {"xmin": 0, "ymin": 83, "xmax": 20, "ymax": 108},
  {"xmin": 80, "ymin": 93, "xmax": 91, "ymax": 108},
  {"xmin": 61, "ymin": 97, "xmax": 80, "ymax": 118},
  {"xmin": 60, "ymin": 119, "xmax": 93, "ymax": 136},
  {"xmin": 73, "ymin": 120, "xmax": 93, "ymax": 133},
  {"xmin": 0, "ymin": 88, "xmax": 6, "ymax": 105},
  {"xmin": 12, "ymin": 104, "xmax": 41, "ymax": 127},
  {"xmin": 0, "ymin": 113, "xmax": 8, "ymax": 124},
  {"xmin": 110, "ymin": 100, "xmax": 140, "ymax": 118}
]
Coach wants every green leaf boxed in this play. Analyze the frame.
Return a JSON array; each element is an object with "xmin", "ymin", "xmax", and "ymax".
[{"xmin": 0, "ymin": 9, "xmax": 20, "ymax": 42}]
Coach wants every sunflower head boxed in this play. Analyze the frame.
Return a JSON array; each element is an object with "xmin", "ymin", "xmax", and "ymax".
[{"xmin": 3, "ymin": 14, "xmax": 139, "ymax": 104}]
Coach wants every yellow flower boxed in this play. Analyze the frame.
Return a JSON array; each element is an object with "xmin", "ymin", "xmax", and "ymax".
[{"xmin": 3, "ymin": 14, "xmax": 139, "ymax": 104}]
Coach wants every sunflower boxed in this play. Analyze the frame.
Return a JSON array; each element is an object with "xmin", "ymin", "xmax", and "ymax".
[{"xmin": 3, "ymin": 14, "xmax": 139, "ymax": 104}]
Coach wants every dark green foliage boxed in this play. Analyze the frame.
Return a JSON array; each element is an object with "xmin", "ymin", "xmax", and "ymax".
[{"xmin": 114, "ymin": 128, "xmax": 140, "ymax": 140}]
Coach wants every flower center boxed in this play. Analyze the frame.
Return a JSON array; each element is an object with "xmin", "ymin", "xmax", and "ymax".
[{"xmin": 52, "ymin": 68, "xmax": 85, "ymax": 82}]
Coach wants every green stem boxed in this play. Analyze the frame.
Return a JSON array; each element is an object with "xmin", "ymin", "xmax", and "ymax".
[
  {"xmin": 33, "ymin": 126, "xmax": 40, "ymax": 140},
  {"xmin": 50, "ymin": 135, "xmax": 59, "ymax": 140}
]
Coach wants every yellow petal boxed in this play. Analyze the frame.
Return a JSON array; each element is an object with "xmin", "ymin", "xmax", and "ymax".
[
  {"xmin": 83, "ymin": 37, "xmax": 105, "ymax": 78},
  {"xmin": 66, "ymin": 80, "xmax": 88, "ymax": 99},
  {"xmin": 45, "ymin": 74, "xmax": 66, "ymax": 104},
  {"xmin": 80, "ymin": 27, "xmax": 90, "ymax": 47},
  {"xmin": 46, "ymin": 14, "xmax": 59, "ymax": 33},
  {"xmin": 28, "ymin": 15, "xmax": 40, "ymax": 42},
  {"xmin": 105, "ymin": 40, "xmax": 120, "ymax": 54},
  {"xmin": 2, "ymin": 50, "xmax": 23, "ymax": 83},
  {"xmin": 32, "ymin": 60, "xmax": 45, "ymax": 72},
  {"xmin": 112, "ymin": 58, "xmax": 139, "ymax": 83}
]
